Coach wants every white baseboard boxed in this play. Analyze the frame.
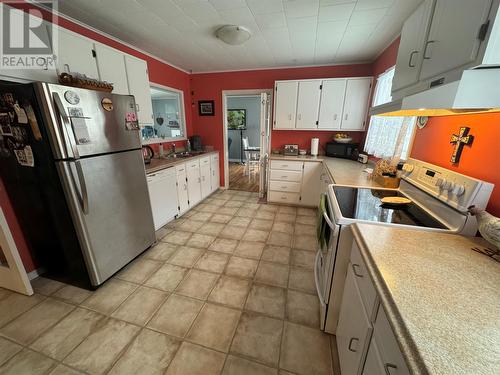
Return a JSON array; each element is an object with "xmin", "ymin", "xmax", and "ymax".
[{"xmin": 27, "ymin": 267, "xmax": 46, "ymax": 280}]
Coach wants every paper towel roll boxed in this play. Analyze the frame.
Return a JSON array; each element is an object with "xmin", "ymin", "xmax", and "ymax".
[{"xmin": 311, "ymin": 138, "xmax": 319, "ymax": 156}]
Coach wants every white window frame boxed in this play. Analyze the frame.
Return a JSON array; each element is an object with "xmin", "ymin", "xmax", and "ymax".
[
  {"xmin": 365, "ymin": 66, "xmax": 416, "ymax": 161},
  {"xmin": 143, "ymin": 83, "xmax": 187, "ymax": 145}
]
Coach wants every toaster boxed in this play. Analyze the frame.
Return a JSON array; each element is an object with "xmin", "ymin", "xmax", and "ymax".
[{"xmin": 284, "ymin": 144, "xmax": 299, "ymax": 156}]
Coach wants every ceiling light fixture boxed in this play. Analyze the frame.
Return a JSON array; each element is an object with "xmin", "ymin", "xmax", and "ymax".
[{"xmin": 215, "ymin": 25, "xmax": 251, "ymax": 45}]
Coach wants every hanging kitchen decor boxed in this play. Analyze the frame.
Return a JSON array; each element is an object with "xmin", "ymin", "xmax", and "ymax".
[{"xmin": 450, "ymin": 126, "xmax": 474, "ymax": 163}]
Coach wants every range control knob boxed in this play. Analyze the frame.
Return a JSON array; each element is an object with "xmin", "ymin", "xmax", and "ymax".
[
  {"xmin": 451, "ymin": 184, "xmax": 466, "ymax": 196},
  {"xmin": 402, "ymin": 163, "xmax": 414, "ymax": 173},
  {"xmin": 442, "ymin": 180, "xmax": 453, "ymax": 191},
  {"xmin": 435, "ymin": 178, "xmax": 444, "ymax": 188}
]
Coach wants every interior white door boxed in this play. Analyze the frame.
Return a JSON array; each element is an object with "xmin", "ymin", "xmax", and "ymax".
[
  {"xmin": 94, "ymin": 44, "xmax": 129, "ymax": 95},
  {"xmin": 176, "ymin": 164, "xmax": 189, "ymax": 213},
  {"xmin": 296, "ymin": 81, "xmax": 321, "ymax": 129},
  {"xmin": 420, "ymin": 0, "xmax": 492, "ymax": 81},
  {"xmin": 210, "ymin": 154, "xmax": 220, "ymax": 192},
  {"xmin": 274, "ymin": 81, "xmax": 298, "ymax": 129},
  {"xmin": 318, "ymin": 79, "xmax": 346, "ymax": 130},
  {"xmin": 186, "ymin": 160, "xmax": 202, "ymax": 206},
  {"xmin": 0, "ymin": 207, "xmax": 33, "ymax": 295},
  {"xmin": 124, "ymin": 56, "xmax": 154, "ymax": 125},
  {"xmin": 392, "ymin": 0, "xmax": 435, "ymax": 91},
  {"xmin": 259, "ymin": 92, "xmax": 271, "ymax": 198},
  {"xmin": 57, "ymin": 29, "xmax": 99, "ymax": 79},
  {"xmin": 199, "ymin": 157, "xmax": 211, "ymax": 199},
  {"xmin": 341, "ymin": 78, "xmax": 371, "ymax": 131}
]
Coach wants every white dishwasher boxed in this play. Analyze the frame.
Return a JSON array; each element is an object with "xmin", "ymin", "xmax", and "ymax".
[{"xmin": 147, "ymin": 167, "xmax": 178, "ymax": 230}]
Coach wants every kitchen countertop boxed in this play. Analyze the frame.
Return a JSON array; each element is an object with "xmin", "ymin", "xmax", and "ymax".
[
  {"xmin": 351, "ymin": 223, "xmax": 500, "ymax": 375},
  {"xmin": 269, "ymin": 154, "xmax": 381, "ymax": 188},
  {"xmin": 145, "ymin": 151, "xmax": 219, "ymax": 174}
]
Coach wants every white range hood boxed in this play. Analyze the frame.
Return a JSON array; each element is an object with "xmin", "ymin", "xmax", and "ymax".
[{"xmin": 371, "ymin": 68, "xmax": 500, "ymax": 117}]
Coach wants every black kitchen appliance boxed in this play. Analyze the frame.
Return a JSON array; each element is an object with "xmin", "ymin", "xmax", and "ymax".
[
  {"xmin": 190, "ymin": 135, "xmax": 202, "ymax": 151},
  {"xmin": 325, "ymin": 142, "xmax": 358, "ymax": 159}
]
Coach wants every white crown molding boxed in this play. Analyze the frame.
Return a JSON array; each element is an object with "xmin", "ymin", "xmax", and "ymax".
[
  {"xmin": 192, "ymin": 60, "xmax": 373, "ymax": 75},
  {"xmin": 28, "ymin": 0, "xmax": 191, "ymax": 74}
]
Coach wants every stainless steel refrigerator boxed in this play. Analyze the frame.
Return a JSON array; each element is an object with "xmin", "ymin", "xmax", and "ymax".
[{"xmin": 0, "ymin": 81, "xmax": 155, "ymax": 288}]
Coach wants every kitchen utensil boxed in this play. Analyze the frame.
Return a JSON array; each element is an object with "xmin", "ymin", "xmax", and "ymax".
[
  {"xmin": 380, "ymin": 196, "xmax": 412, "ymax": 205},
  {"xmin": 142, "ymin": 145, "xmax": 154, "ymax": 164},
  {"xmin": 299, "ymin": 149, "xmax": 307, "ymax": 155}
]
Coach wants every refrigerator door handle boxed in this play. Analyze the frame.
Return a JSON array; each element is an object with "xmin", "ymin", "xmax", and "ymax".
[
  {"xmin": 53, "ymin": 92, "xmax": 79, "ymax": 159},
  {"xmin": 75, "ymin": 160, "xmax": 89, "ymax": 215}
]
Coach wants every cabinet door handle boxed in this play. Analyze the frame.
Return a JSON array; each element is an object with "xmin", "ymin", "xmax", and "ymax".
[
  {"xmin": 348, "ymin": 337, "xmax": 359, "ymax": 352},
  {"xmin": 384, "ymin": 363, "xmax": 398, "ymax": 375},
  {"xmin": 288, "ymin": 114, "xmax": 292, "ymax": 121},
  {"xmin": 135, "ymin": 103, "xmax": 140, "ymax": 112},
  {"xmin": 344, "ymin": 113, "xmax": 348, "ymax": 121},
  {"xmin": 408, "ymin": 50, "xmax": 418, "ymax": 67},
  {"xmin": 352, "ymin": 263, "xmax": 363, "ymax": 278},
  {"xmin": 423, "ymin": 40, "xmax": 435, "ymax": 59},
  {"xmin": 298, "ymin": 113, "xmax": 302, "ymax": 120},
  {"xmin": 333, "ymin": 114, "xmax": 337, "ymax": 121}
]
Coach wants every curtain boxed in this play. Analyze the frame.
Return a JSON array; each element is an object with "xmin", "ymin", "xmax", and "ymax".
[{"xmin": 364, "ymin": 67, "xmax": 416, "ymax": 161}]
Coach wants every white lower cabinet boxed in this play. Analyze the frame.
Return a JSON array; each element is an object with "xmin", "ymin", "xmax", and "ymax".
[
  {"xmin": 175, "ymin": 164, "xmax": 189, "ymax": 214},
  {"xmin": 301, "ymin": 162, "xmax": 322, "ymax": 206},
  {"xmin": 337, "ymin": 266, "xmax": 373, "ymax": 375},
  {"xmin": 186, "ymin": 159, "xmax": 202, "ymax": 207},
  {"xmin": 210, "ymin": 154, "xmax": 220, "ymax": 192},
  {"xmin": 199, "ymin": 156, "xmax": 212, "ymax": 199},
  {"xmin": 267, "ymin": 160, "xmax": 322, "ymax": 206},
  {"xmin": 337, "ymin": 241, "xmax": 411, "ymax": 375},
  {"xmin": 147, "ymin": 168, "xmax": 178, "ymax": 230}
]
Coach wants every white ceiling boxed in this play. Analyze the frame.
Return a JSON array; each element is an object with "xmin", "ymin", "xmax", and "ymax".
[{"xmin": 57, "ymin": 0, "xmax": 423, "ymax": 73}]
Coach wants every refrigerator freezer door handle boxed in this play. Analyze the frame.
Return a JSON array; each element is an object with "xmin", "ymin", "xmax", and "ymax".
[
  {"xmin": 53, "ymin": 92, "xmax": 79, "ymax": 159},
  {"xmin": 75, "ymin": 160, "xmax": 89, "ymax": 214}
]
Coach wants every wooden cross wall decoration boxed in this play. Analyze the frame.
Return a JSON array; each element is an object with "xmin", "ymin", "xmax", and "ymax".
[{"xmin": 450, "ymin": 126, "xmax": 474, "ymax": 164}]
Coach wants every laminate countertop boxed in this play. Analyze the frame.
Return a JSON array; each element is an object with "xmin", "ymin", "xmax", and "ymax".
[
  {"xmin": 351, "ymin": 223, "xmax": 500, "ymax": 375},
  {"xmin": 145, "ymin": 151, "xmax": 219, "ymax": 174},
  {"xmin": 269, "ymin": 154, "xmax": 381, "ymax": 188}
]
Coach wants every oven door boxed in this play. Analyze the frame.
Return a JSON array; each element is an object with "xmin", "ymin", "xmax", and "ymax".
[{"xmin": 315, "ymin": 192, "xmax": 340, "ymax": 330}]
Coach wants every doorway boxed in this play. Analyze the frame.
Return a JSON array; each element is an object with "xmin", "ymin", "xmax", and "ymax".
[{"xmin": 222, "ymin": 90, "xmax": 272, "ymax": 197}]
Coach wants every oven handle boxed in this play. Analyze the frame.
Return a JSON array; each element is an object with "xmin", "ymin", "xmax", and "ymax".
[
  {"xmin": 322, "ymin": 193, "xmax": 336, "ymax": 230},
  {"xmin": 314, "ymin": 249, "xmax": 326, "ymax": 306}
]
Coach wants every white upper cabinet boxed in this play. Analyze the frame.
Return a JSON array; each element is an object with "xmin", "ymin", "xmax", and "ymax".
[
  {"xmin": 295, "ymin": 81, "xmax": 321, "ymax": 129},
  {"xmin": 392, "ymin": 0, "xmax": 435, "ymax": 91},
  {"xmin": 125, "ymin": 56, "xmax": 154, "ymax": 125},
  {"xmin": 341, "ymin": 78, "xmax": 371, "ymax": 131},
  {"xmin": 420, "ymin": 0, "xmax": 493, "ymax": 81},
  {"xmin": 274, "ymin": 81, "xmax": 298, "ymax": 129},
  {"xmin": 57, "ymin": 29, "xmax": 99, "ymax": 79},
  {"xmin": 273, "ymin": 77, "xmax": 371, "ymax": 132},
  {"xmin": 318, "ymin": 79, "xmax": 346, "ymax": 129},
  {"xmin": 94, "ymin": 44, "xmax": 129, "ymax": 95}
]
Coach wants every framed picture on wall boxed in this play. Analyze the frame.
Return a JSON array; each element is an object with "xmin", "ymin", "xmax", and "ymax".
[{"xmin": 198, "ymin": 100, "xmax": 215, "ymax": 116}]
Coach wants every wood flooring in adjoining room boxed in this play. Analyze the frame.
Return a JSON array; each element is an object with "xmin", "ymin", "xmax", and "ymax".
[{"xmin": 228, "ymin": 162, "xmax": 259, "ymax": 193}]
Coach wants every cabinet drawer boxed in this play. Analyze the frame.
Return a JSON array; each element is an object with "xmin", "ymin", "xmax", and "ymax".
[
  {"xmin": 211, "ymin": 153, "xmax": 219, "ymax": 162},
  {"xmin": 374, "ymin": 306, "xmax": 410, "ymax": 375},
  {"xmin": 269, "ymin": 180, "xmax": 301, "ymax": 193},
  {"xmin": 351, "ymin": 242, "xmax": 378, "ymax": 320},
  {"xmin": 270, "ymin": 160, "xmax": 303, "ymax": 171},
  {"xmin": 200, "ymin": 156, "xmax": 210, "ymax": 166},
  {"xmin": 269, "ymin": 169, "xmax": 302, "ymax": 182},
  {"xmin": 187, "ymin": 159, "xmax": 199, "ymax": 169},
  {"xmin": 175, "ymin": 163, "xmax": 186, "ymax": 174},
  {"xmin": 268, "ymin": 191, "xmax": 300, "ymax": 204}
]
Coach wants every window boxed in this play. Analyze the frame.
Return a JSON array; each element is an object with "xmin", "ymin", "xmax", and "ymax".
[
  {"xmin": 364, "ymin": 67, "xmax": 416, "ymax": 160},
  {"xmin": 142, "ymin": 85, "xmax": 186, "ymax": 142}
]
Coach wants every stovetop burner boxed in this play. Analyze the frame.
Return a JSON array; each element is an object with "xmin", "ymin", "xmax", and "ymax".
[{"xmin": 333, "ymin": 186, "xmax": 447, "ymax": 229}]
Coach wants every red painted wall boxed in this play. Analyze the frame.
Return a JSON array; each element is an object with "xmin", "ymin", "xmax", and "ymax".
[
  {"xmin": 372, "ymin": 37, "xmax": 400, "ymax": 77},
  {"xmin": 190, "ymin": 63, "xmax": 373, "ymax": 185},
  {"xmin": 411, "ymin": 114, "xmax": 500, "ymax": 216}
]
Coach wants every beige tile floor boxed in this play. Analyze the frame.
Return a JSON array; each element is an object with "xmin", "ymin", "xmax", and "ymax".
[{"xmin": 0, "ymin": 189, "xmax": 338, "ymax": 375}]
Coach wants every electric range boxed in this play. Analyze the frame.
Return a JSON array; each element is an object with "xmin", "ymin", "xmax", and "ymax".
[{"xmin": 316, "ymin": 158, "xmax": 494, "ymax": 334}]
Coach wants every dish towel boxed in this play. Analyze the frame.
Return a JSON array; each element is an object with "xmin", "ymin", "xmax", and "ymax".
[{"xmin": 317, "ymin": 194, "xmax": 331, "ymax": 250}]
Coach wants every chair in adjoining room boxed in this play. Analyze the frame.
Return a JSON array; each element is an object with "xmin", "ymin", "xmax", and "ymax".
[{"xmin": 242, "ymin": 136, "xmax": 260, "ymax": 179}]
